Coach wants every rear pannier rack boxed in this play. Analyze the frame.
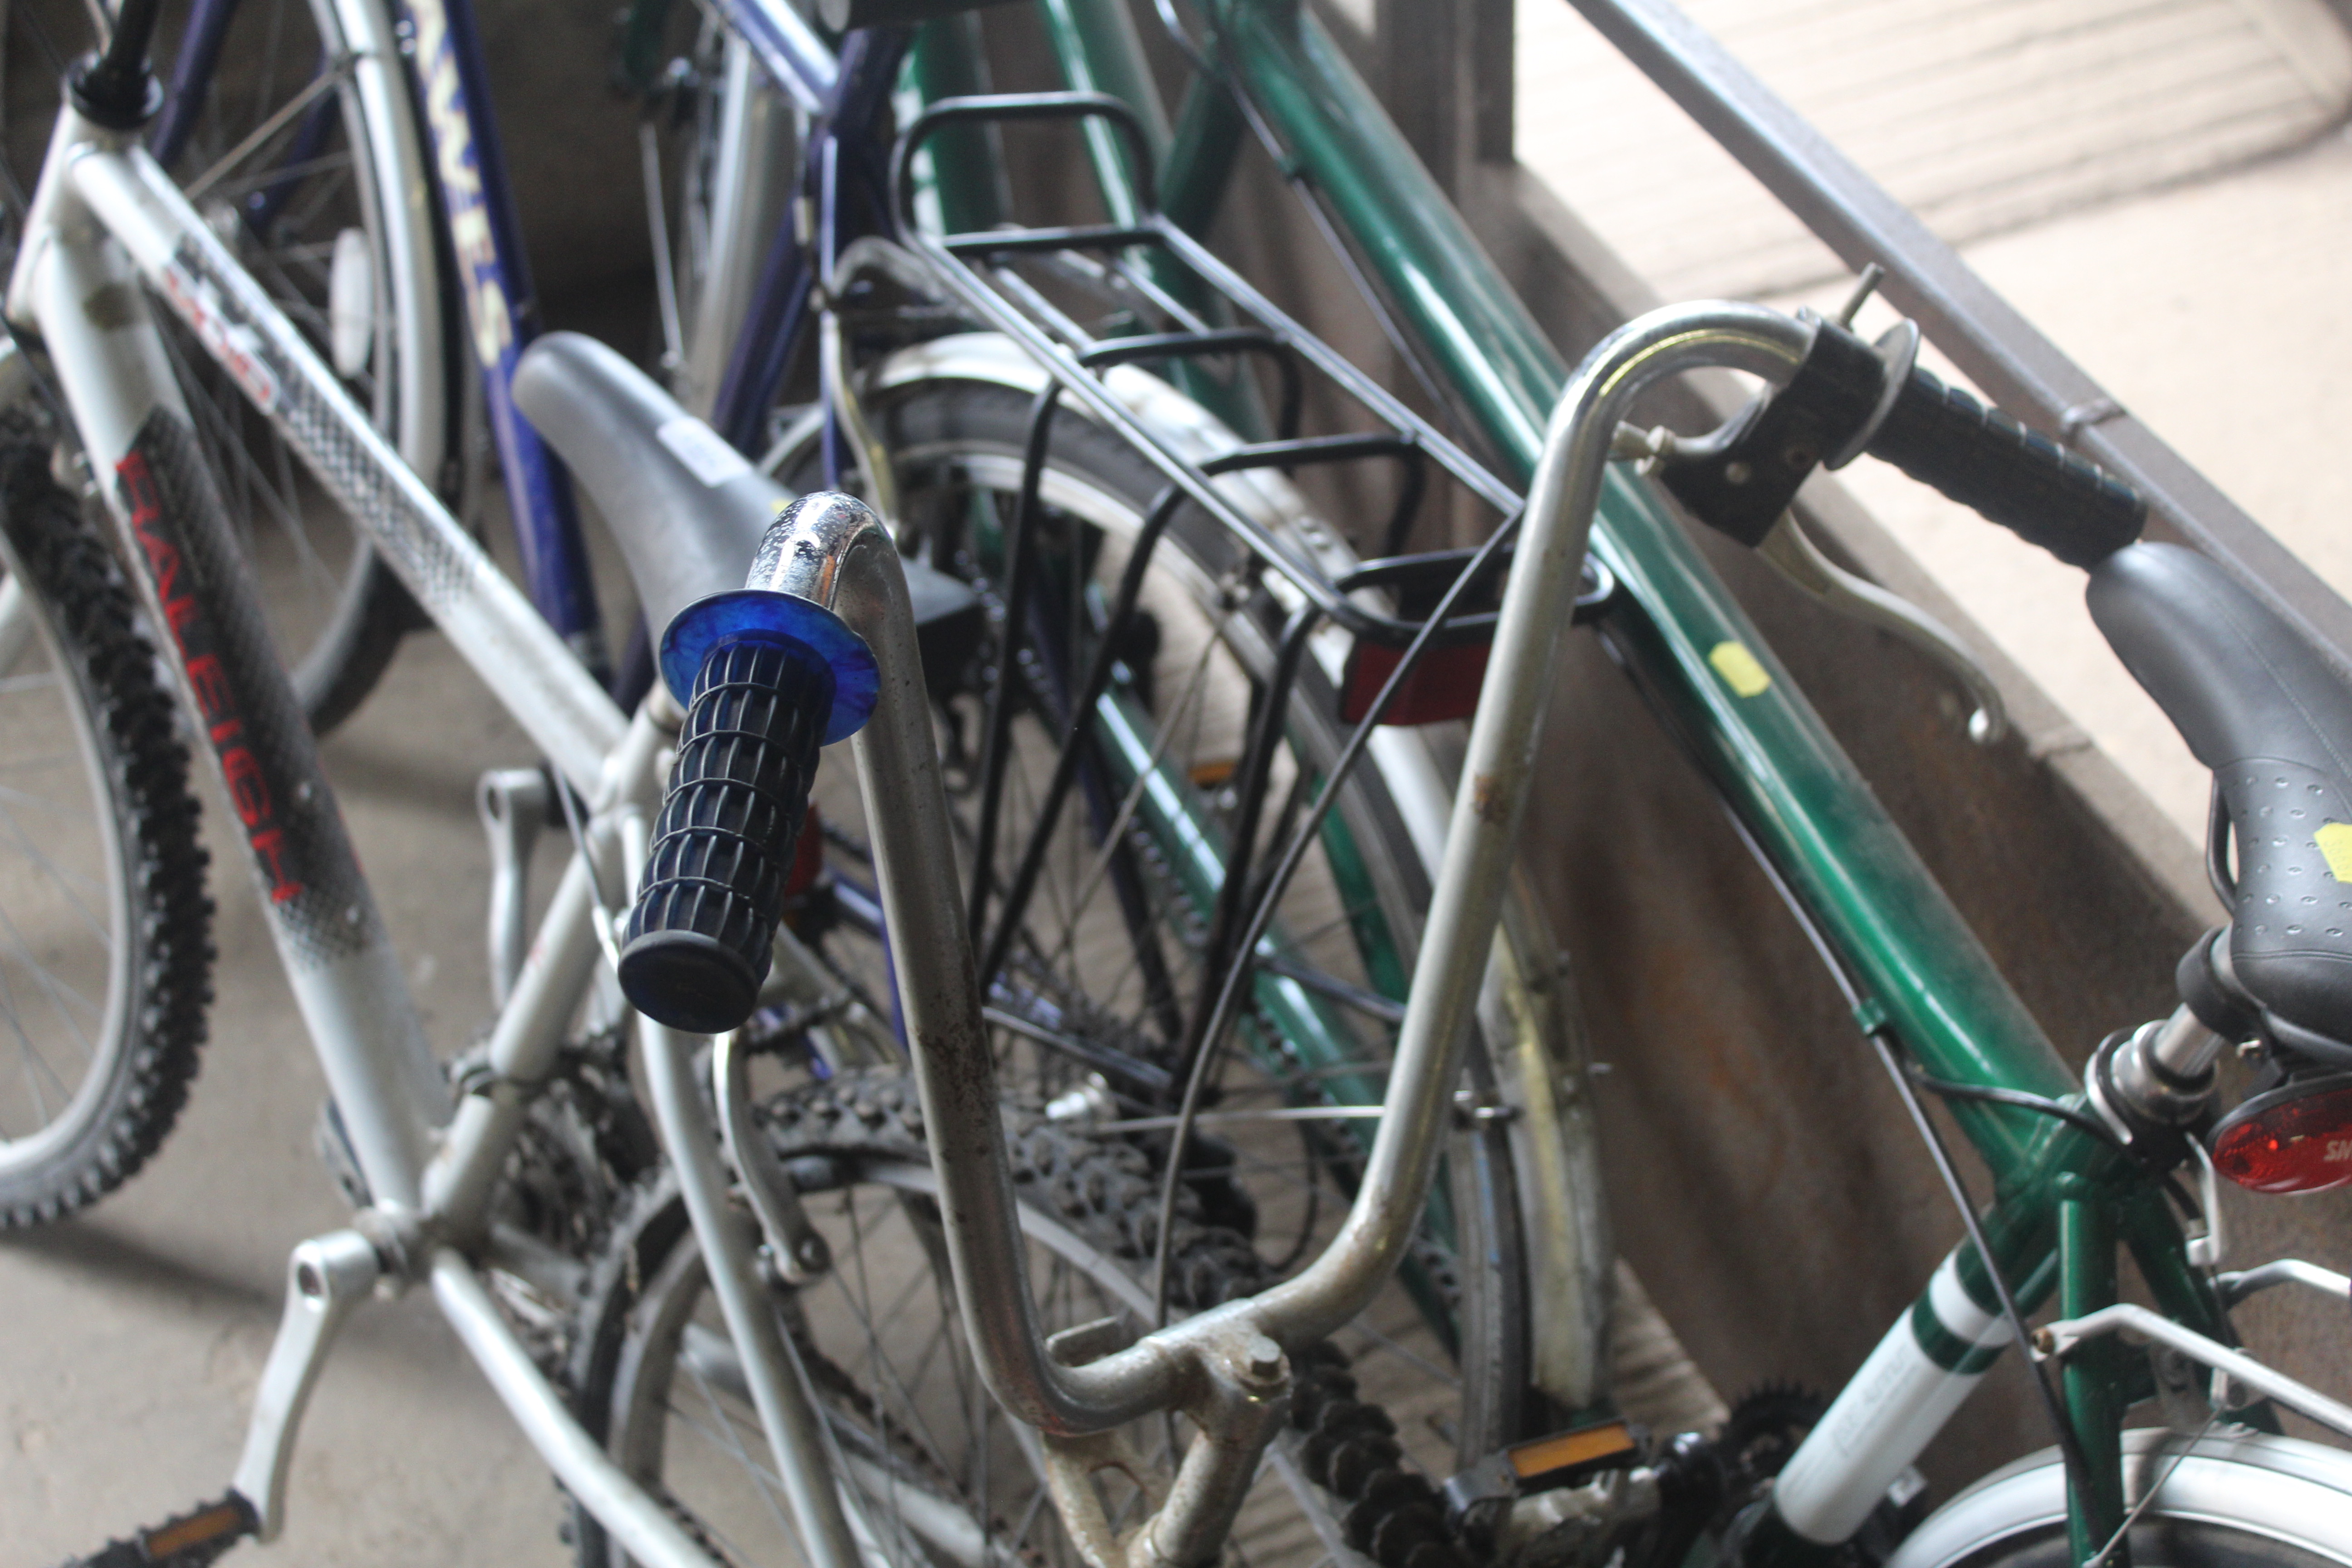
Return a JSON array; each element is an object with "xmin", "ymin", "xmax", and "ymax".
[
  {"xmin": 879, "ymin": 88, "xmax": 1623, "ymax": 1024},
  {"xmin": 886, "ymin": 90, "xmax": 1610, "ymax": 666}
]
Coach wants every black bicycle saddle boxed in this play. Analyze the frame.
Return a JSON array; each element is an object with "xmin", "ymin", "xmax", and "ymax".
[{"xmin": 2089, "ymin": 542, "xmax": 2352, "ymax": 1059}]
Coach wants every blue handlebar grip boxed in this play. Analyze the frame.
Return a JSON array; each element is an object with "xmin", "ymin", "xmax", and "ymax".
[{"xmin": 619, "ymin": 635, "xmax": 836, "ymax": 1034}]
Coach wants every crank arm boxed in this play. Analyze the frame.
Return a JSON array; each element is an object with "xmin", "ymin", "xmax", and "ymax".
[
  {"xmin": 231, "ymin": 1230, "xmax": 385, "ymax": 1540},
  {"xmin": 1757, "ymin": 512, "xmax": 2007, "ymax": 744}
]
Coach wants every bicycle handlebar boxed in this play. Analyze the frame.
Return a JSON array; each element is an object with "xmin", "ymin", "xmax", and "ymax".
[
  {"xmin": 1656, "ymin": 313, "xmax": 2147, "ymax": 570},
  {"xmin": 618, "ymin": 495, "xmax": 885, "ymax": 1037},
  {"xmin": 619, "ymin": 639, "xmax": 836, "ymax": 1035},
  {"xmin": 1862, "ymin": 358, "xmax": 2146, "ymax": 568}
]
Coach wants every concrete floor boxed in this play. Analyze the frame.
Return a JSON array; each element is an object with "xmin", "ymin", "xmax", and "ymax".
[{"xmin": 8, "ymin": 0, "xmax": 2352, "ymax": 1561}]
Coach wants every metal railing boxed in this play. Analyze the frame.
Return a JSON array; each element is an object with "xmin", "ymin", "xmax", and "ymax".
[{"xmin": 1371, "ymin": 0, "xmax": 2352, "ymax": 674}]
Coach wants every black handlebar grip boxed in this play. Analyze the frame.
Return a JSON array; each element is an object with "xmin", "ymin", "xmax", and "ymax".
[
  {"xmin": 618, "ymin": 637, "xmax": 836, "ymax": 1034},
  {"xmin": 1865, "ymin": 364, "xmax": 2146, "ymax": 568}
]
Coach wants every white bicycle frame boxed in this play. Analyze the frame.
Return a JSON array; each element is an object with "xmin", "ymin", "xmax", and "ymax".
[{"xmin": 2, "ymin": 85, "xmax": 874, "ymax": 1568}]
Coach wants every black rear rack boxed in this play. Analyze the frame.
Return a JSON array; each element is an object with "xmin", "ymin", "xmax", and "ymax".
[
  {"xmin": 888, "ymin": 89, "xmax": 1575, "ymax": 652},
  {"xmin": 878, "ymin": 89, "xmax": 1614, "ymax": 1012}
]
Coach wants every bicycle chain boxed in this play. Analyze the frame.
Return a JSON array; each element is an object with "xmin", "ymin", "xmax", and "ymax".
[{"xmin": 757, "ymin": 1070, "xmax": 1476, "ymax": 1568}]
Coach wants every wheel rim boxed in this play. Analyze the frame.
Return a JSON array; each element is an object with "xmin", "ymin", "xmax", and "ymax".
[
  {"xmin": 604, "ymin": 1163, "xmax": 1103, "ymax": 1568},
  {"xmin": 0, "ymin": 527, "xmax": 131, "ymax": 1175}
]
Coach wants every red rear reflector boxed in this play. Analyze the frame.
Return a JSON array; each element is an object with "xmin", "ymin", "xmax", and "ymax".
[
  {"xmin": 2210, "ymin": 1072, "xmax": 2352, "ymax": 1195},
  {"xmin": 1341, "ymin": 639, "xmax": 1491, "ymax": 726}
]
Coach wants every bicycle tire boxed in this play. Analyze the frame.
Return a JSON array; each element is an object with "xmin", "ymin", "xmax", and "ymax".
[
  {"xmin": 642, "ymin": 19, "xmax": 799, "ymax": 421},
  {"xmin": 1886, "ymin": 1427, "xmax": 2352, "ymax": 1568},
  {"xmin": 0, "ymin": 0, "xmax": 451, "ymax": 735},
  {"xmin": 565, "ymin": 1071, "xmax": 1474, "ymax": 1568},
  {"xmin": 773, "ymin": 369, "xmax": 1595, "ymax": 1465},
  {"xmin": 0, "ymin": 441, "xmax": 214, "ymax": 1228}
]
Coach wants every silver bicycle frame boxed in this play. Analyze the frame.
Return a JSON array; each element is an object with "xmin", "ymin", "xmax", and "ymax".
[{"xmin": 2, "ymin": 93, "xmax": 855, "ymax": 1568}]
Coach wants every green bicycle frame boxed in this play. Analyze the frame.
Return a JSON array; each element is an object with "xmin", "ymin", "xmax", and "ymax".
[{"xmin": 966, "ymin": 0, "xmax": 2242, "ymax": 1553}]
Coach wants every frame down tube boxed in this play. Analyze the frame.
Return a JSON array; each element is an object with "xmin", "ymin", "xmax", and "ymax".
[
  {"xmin": 20, "ymin": 120, "xmax": 634, "ymax": 1184},
  {"xmin": 23, "ymin": 115, "xmax": 760, "ymax": 1568},
  {"xmin": 402, "ymin": 0, "xmax": 609, "ymax": 671},
  {"xmin": 7, "ymin": 109, "xmax": 448, "ymax": 1210}
]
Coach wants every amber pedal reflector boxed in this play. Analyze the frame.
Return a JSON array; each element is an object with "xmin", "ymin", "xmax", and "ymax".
[
  {"xmin": 1507, "ymin": 1420, "xmax": 1639, "ymax": 1486},
  {"xmin": 144, "ymin": 1499, "xmax": 251, "ymax": 1557},
  {"xmin": 2210, "ymin": 1071, "xmax": 2352, "ymax": 1195}
]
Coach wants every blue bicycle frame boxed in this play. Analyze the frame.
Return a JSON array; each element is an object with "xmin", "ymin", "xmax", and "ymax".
[{"xmin": 153, "ymin": 0, "xmax": 611, "ymax": 673}]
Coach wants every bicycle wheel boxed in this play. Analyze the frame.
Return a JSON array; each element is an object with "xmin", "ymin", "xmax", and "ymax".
[
  {"xmin": 634, "ymin": 16, "xmax": 798, "ymax": 419},
  {"xmin": 777, "ymin": 369, "xmax": 1596, "ymax": 1477},
  {"xmin": 0, "ymin": 440, "xmax": 213, "ymax": 1228},
  {"xmin": 566, "ymin": 1071, "xmax": 1474, "ymax": 1568},
  {"xmin": 0, "ymin": 0, "xmax": 450, "ymax": 734},
  {"xmin": 1886, "ymin": 1427, "xmax": 2352, "ymax": 1568}
]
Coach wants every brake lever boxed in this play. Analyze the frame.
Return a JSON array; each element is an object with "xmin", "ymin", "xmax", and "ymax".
[
  {"xmin": 1756, "ymin": 511, "xmax": 2006, "ymax": 745},
  {"xmin": 1612, "ymin": 419, "xmax": 2006, "ymax": 745}
]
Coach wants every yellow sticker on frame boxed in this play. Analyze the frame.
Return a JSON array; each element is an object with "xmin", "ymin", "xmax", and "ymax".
[
  {"xmin": 2316, "ymin": 822, "xmax": 2352, "ymax": 883},
  {"xmin": 1708, "ymin": 641, "xmax": 1772, "ymax": 698}
]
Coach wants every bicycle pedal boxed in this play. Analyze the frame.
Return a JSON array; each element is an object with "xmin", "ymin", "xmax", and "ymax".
[
  {"xmin": 1441, "ymin": 1419, "xmax": 1644, "ymax": 1548},
  {"xmin": 62, "ymin": 1492, "xmax": 256, "ymax": 1568}
]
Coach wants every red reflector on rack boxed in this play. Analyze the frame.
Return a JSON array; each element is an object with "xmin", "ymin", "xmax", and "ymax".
[
  {"xmin": 1341, "ymin": 639, "xmax": 1491, "ymax": 726},
  {"xmin": 2210, "ymin": 1072, "xmax": 2352, "ymax": 1195}
]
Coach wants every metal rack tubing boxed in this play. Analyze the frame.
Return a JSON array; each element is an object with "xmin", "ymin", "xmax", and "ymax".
[
  {"xmin": 976, "ymin": 483, "xmax": 1191, "ymax": 992},
  {"xmin": 895, "ymin": 90, "xmax": 1529, "ymax": 653},
  {"xmin": 1179, "ymin": 603, "xmax": 1324, "ymax": 1083},
  {"xmin": 1078, "ymin": 327, "xmax": 1305, "ymax": 440},
  {"xmin": 1197, "ymin": 431, "xmax": 1430, "ymax": 559},
  {"xmin": 967, "ymin": 382, "xmax": 1065, "ymax": 941}
]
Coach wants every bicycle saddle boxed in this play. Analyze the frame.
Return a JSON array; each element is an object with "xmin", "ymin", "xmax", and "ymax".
[
  {"xmin": 2089, "ymin": 542, "xmax": 2352, "ymax": 1059},
  {"xmin": 515, "ymin": 332, "xmax": 981, "ymax": 696}
]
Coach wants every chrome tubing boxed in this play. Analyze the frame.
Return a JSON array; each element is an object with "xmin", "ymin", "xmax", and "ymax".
[
  {"xmin": 770, "ymin": 494, "xmax": 1184, "ymax": 1434},
  {"xmin": 2037, "ymin": 1303, "xmax": 2352, "ymax": 1439},
  {"xmin": 1251, "ymin": 301, "xmax": 1811, "ymax": 1344},
  {"xmin": 2217, "ymin": 1258, "xmax": 2352, "ymax": 1307},
  {"xmin": 814, "ymin": 304, "xmax": 1815, "ymax": 1445}
]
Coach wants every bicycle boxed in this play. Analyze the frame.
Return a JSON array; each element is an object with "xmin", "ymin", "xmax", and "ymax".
[
  {"xmin": 4, "ymin": 5, "xmax": 1582, "ymax": 1564},
  {"xmin": 5, "ymin": 0, "xmax": 2352, "ymax": 1568},
  {"xmin": 0, "ymin": 0, "xmax": 662, "ymax": 1233}
]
